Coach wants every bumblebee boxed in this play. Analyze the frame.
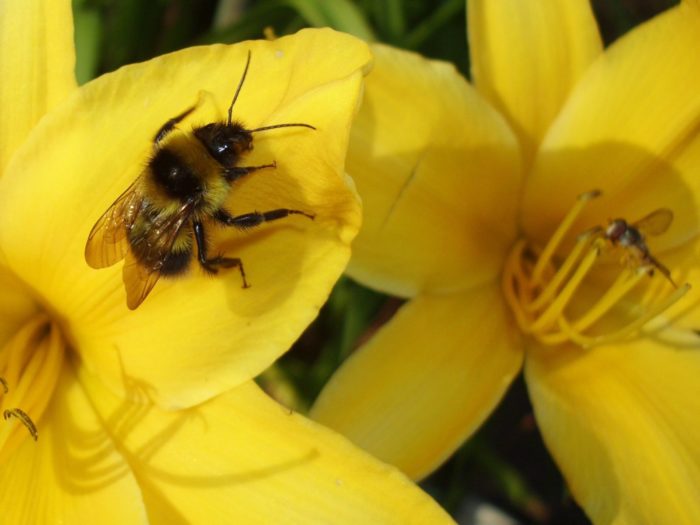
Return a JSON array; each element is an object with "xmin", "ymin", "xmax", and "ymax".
[{"xmin": 85, "ymin": 51, "xmax": 315, "ymax": 309}]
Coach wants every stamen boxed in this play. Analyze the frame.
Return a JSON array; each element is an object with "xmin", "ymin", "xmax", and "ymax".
[
  {"xmin": 568, "ymin": 267, "xmax": 647, "ymax": 333},
  {"xmin": 20, "ymin": 326, "xmax": 64, "ymax": 420},
  {"xmin": 554, "ymin": 285, "xmax": 691, "ymax": 348},
  {"xmin": 526, "ymin": 231, "xmax": 596, "ymax": 312},
  {"xmin": 0, "ymin": 316, "xmax": 65, "ymax": 455},
  {"xmin": 533, "ymin": 268, "xmax": 645, "ymax": 346},
  {"xmin": 6, "ymin": 344, "xmax": 48, "ymax": 413},
  {"xmin": 530, "ymin": 190, "xmax": 600, "ymax": 285},
  {"xmin": 503, "ymin": 239, "xmax": 533, "ymax": 332},
  {"xmin": 641, "ymin": 325, "xmax": 700, "ymax": 347},
  {"xmin": 527, "ymin": 242, "xmax": 600, "ymax": 333},
  {"xmin": 502, "ymin": 191, "xmax": 690, "ymax": 348},
  {"xmin": 576, "ymin": 283, "xmax": 691, "ymax": 347}
]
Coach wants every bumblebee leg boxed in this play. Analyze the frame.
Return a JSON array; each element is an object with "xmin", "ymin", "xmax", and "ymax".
[
  {"xmin": 203, "ymin": 256, "xmax": 250, "ymax": 288},
  {"xmin": 154, "ymin": 105, "xmax": 198, "ymax": 144},
  {"xmin": 214, "ymin": 208, "xmax": 315, "ymax": 229},
  {"xmin": 224, "ymin": 162, "xmax": 276, "ymax": 183},
  {"xmin": 192, "ymin": 221, "xmax": 249, "ymax": 287}
]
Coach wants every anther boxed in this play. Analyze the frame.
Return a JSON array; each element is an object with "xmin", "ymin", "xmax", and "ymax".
[
  {"xmin": 0, "ymin": 377, "xmax": 7, "ymax": 394},
  {"xmin": 3, "ymin": 408, "xmax": 38, "ymax": 441}
]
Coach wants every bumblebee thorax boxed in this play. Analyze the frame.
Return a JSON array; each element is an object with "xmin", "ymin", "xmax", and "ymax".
[{"xmin": 146, "ymin": 133, "xmax": 225, "ymax": 206}]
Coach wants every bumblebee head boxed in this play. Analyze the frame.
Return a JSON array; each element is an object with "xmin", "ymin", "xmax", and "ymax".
[{"xmin": 194, "ymin": 122, "xmax": 253, "ymax": 166}]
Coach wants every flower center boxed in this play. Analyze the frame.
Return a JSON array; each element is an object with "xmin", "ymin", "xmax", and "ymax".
[
  {"xmin": 0, "ymin": 314, "xmax": 65, "ymax": 460},
  {"xmin": 502, "ymin": 190, "xmax": 690, "ymax": 348}
]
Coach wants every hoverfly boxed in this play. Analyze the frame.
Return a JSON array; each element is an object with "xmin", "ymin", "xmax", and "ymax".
[{"xmin": 604, "ymin": 208, "xmax": 675, "ymax": 285}]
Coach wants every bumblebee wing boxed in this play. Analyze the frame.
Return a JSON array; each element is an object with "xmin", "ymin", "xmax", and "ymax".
[
  {"xmin": 633, "ymin": 208, "xmax": 674, "ymax": 236},
  {"xmin": 123, "ymin": 250, "xmax": 164, "ymax": 310},
  {"xmin": 121, "ymin": 201, "xmax": 194, "ymax": 310},
  {"xmin": 85, "ymin": 178, "xmax": 144, "ymax": 268}
]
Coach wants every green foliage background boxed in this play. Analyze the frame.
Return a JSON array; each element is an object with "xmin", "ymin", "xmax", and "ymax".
[{"xmin": 72, "ymin": 1, "xmax": 679, "ymax": 523}]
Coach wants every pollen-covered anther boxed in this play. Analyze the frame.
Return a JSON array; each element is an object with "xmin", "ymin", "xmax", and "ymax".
[
  {"xmin": 0, "ymin": 315, "xmax": 66, "ymax": 457},
  {"xmin": 3, "ymin": 408, "xmax": 38, "ymax": 441},
  {"xmin": 503, "ymin": 191, "xmax": 690, "ymax": 348}
]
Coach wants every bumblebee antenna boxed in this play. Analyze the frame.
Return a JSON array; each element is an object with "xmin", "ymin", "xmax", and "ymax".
[
  {"xmin": 249, "ymin": 123, "xmax": 316, "ymax": 132},
  {"xmin": 228, "ymin": 50, "xmax": 251, "ymax": 125}
]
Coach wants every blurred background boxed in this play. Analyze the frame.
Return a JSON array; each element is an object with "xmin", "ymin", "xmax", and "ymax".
[{"xmin": 71, "ymin": 0, "xmax": 679, "ymax": 523}]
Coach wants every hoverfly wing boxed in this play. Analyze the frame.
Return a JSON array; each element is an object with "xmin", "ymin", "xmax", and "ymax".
[
  {"xmin": 633, "ymin": 208, "xmax": 673, "ymax": 237},
  {"xmin": 121, "ymin": 200, "xmax": 195, "ymax": 309},
  {"xmin": 85, "ymin": 178, "xmax": 144, "ymax": 269}
]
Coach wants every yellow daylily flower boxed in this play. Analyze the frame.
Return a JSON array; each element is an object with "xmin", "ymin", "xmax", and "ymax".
[
  {"xmin": 312, "ymin": 1, "xmax": 700, "ymax": 523},
  {"xmin": 0, "ymin": 1, "xmax": 454, "ymax": 522}
]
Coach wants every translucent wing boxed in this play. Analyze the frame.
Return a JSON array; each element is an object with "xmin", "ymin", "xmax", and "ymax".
[
  {"xmin": 122, "ymin": 250, "xmax": 163, "ymax": 310},
  {"xmin": 121, "ymin": 201, "xmax": 194, "ymax": 310},
  {"xmin": 633, "ymin": 208, "xmax": 673, "ymax": 237},
  {"xmin": 85, "ymin": 178, "xmax": 144, "ymax": 268}
]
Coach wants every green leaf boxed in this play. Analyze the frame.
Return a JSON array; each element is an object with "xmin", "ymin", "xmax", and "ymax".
[
  {"xmin": 73, "ymin": 2, "xmax": 102, "ymax": 84},
  {"xmin": 383, "ymin": 0, "xmax": 406, "ymax": 41},
  {"xmin": 202, "ymin": 1, "xmax": 297, "ymax": 45},
  {"xmin": 403, "ymin": 0, "xmax": 463, "ymax": 49},
  {"xmin": 285, "ymin": 0, "xmax": 376, "ymax": 40}
]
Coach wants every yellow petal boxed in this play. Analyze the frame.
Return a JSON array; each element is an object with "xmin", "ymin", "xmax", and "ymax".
[
  {"xmin": 522, "ymin": 2, "xmax": 700, "ymax": 252},
  {"xmin": 0, "ymin": 29, "xmax": 369, "ymax": 409},
  {"xmin": 0, "ymin": 0, "xmax": 76, "ymax": 173},
  {"xmin": 77, "ymin": 368, "xmax": 454, "ymax": 524},
  {"xmin": 468, "ymin": 0, "xmax": 602, "ymax": 163},
  {"xmin": 526, "ymin": 339, "xmax": 700, "ymax": 524},
  {"xmin": 347, "ymin": 44, "xmax": 520, "ymax": 297},
  {"xmin": 0, "ymin": 265, "xmax": 38, "ymax": 347},
  {"xmin": 311, "ymin": 283, "xmax": 524, "ymax": 480},
  {"xmin": 0, "ymin": 365, "xmax": 148, "ymax": 524}
]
